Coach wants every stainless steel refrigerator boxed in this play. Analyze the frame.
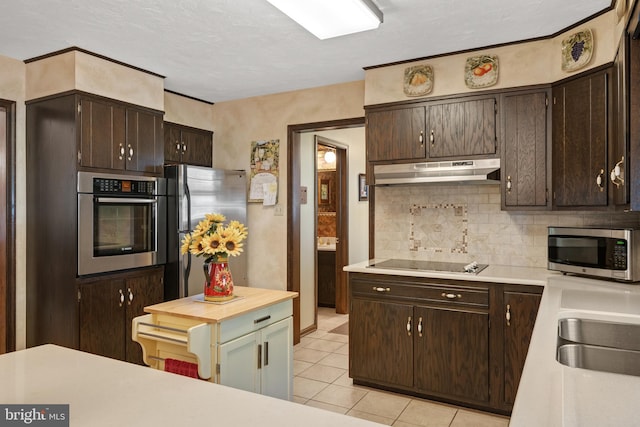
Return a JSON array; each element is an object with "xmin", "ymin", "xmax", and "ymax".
[{"xmin": 164, "ymin": 165, "xmax": 248, "ymax": 300}]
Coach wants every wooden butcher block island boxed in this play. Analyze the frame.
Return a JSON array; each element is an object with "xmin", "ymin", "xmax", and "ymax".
[{"xmin": 133, "ymin": 286, "xmax": 297, "ymax": 400}]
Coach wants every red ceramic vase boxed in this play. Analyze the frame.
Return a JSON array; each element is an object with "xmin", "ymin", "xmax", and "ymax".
[{"xmin": 203, "ymin": 256, "xmax": 234, "ymax": 302}]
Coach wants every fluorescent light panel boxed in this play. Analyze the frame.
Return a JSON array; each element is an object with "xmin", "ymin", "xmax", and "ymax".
[{"xmin": 266, "ymin": 0, "xmax": 383, "ymax": 40}]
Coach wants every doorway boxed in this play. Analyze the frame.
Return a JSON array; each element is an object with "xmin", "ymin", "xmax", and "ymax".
[
  {"xmin": 0, "ymin": 99, "xmax": 16, "ymax": 354},
  {"xmin": 315, "ymin": 137, "xmax": 347, "ymax": 313},
  {"xmin": 286, "ymin": 117, "xmax": 365, "ymax": 343}
]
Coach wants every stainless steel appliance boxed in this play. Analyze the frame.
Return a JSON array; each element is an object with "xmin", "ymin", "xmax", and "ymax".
[
  {"xmin": 548, "ymin": 226, "xmax": 640, "ymax": 282},
  {"xmin": 77, "ymin": 171, "xmax": 167, "ymax": 276},
  {"xmin": 373, "ymin": 158, "xmax": 500, "ymax": 186},
  {"xmin": 367, "ymin": 259, "xmax": 488, "ymax": 275},
  {"xmin": 164, "ymin": 165, "xmax": 247, "ymax": 300}
]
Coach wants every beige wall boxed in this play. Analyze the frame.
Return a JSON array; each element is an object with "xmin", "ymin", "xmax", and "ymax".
[
  {"xmin": 365, "ymin": 10, "xmax": 622, "ymax": 105},
  {"xmin": 26, "ymin": 50, "xmax": 164, "ymax": 110},
  {"xmin": 211, "ymin": 81, "xmax": 365, "ymax": 294},
  {"xmin": 164, "ymin": 91, "xmax": 214, "ymax": 130},
  {"xmin": 0, "ymin": 54, "xmax": 26, "ymax": 350}
]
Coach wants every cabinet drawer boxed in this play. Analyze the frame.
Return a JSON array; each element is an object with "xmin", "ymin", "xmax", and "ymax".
[
  {"xmin": 351, "ymin": 277, "xmax": 488, "ymax": 308},
  {"xmin": 218, "ymin": 299, "xmax": 293, "ymax": 343}
]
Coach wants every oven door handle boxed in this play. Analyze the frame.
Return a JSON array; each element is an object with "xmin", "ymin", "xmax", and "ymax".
[{"xmin": 95, "ymin": 197, "xmax": 157, "ymax": 204}]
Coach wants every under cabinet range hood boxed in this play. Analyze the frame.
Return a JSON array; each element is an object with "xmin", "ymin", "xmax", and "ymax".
[{"xmin": 373, "ymin": 158, "xmax": 500, "ymax": 185}]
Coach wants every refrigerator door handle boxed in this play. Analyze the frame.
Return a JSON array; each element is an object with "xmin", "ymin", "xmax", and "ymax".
[{"xmin": 183, "ymin": 252, "xmax": 192, "ymax": 298}]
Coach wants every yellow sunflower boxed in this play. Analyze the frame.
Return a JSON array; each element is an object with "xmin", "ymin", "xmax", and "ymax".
[
  {"xmin": 180, "ymin": 233, "xmax": 192, "ymax": 255},
  {"xmin": 228, "ymin": 220, "xmax": 248, "ymax": 239},
  {"xmin": 202, "ymin": 233, "xmax": 223, "ymax": 256},
  {"xmin": 223, "ymin": 229, "xmax": 244, "ymax": 257},
  {"xmin": 206, "ymin": 213, "xmax": 226, "ymax": 223}
]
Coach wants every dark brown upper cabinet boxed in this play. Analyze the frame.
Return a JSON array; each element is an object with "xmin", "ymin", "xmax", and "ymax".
[
  {"xmin": 366, "ymin": 105, "xmax": 426, "ymax": 162},
  {"xmin": 500, "ymin": 88, "xmax": 551, "ymax": 210},
  {"xmin": 164, "ymin": 122, "xmax": 213, "ymax": 167},
  {"xmin": 426, "ymin": 95, "xmax": 498, "ymax": 159},
  {"xmin": 552, "ymin": 65, "xmax": 612, "ymax": 209},
  {"xmin": 79, "ymin": 96, "xmax": 164, "ymax": 175}
]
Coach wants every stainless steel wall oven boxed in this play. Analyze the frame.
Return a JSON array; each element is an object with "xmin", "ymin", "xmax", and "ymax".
[{"xmin": 77, "ymin": 171, "xmax": 166, "ymax": 276}]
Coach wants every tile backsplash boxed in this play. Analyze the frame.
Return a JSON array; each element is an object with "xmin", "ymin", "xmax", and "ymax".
[{"xmin": 375, "ymin": 184, "xmax": 640, "ymax": 268}]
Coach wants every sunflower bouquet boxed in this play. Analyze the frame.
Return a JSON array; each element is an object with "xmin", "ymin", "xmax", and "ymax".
[{"xmin": 180, "ymin": 213, "xmax": 248, "ymax": 262}]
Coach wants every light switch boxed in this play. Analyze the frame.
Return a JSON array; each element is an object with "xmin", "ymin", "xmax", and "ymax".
[{"xmin": 300, "ymin": 186, "xmax": 307, "ymax": 204}]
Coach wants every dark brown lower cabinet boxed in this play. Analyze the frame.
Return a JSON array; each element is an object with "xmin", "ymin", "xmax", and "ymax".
[
  {"xmin": 348, "ymin": 272, "xmax": 541, "ymax": 414},
  {"xmin": 79, "ymin": 266, "xmax": 163, "ymax": 364},
  {"xmin": 317, "ymin": 251, "xmax": 336, "ymax": 307},
  {"xmin": 502, "ymin": 288, "xmax": 542, "ymax": 406}
]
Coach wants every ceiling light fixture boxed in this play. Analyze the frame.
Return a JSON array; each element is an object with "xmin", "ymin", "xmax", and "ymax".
[
  {"xmin": 266, "ymin": 0, "xmax": 383, "ymax": 40},
  {"xmin": 324, "ymin": 150, "xmax": 336, "ymax": 163}
]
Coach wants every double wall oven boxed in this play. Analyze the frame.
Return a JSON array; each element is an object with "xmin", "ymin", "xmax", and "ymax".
[{"xmin": 77, "ymin": 171, "xmax": 167, "ymax": 276}]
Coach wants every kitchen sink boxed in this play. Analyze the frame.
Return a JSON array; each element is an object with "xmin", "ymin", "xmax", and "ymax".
[
  {"xmin": 557, "ymin": 344, "xmax": 640, "ymax": 377},
  {"xmin": 556, "ymin": 318, "xmax": 640, "ymax": 377}
]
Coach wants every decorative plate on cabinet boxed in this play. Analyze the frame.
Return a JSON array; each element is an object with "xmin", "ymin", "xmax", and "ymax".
[
  {"xmin": 403, "ymin": 65, "xmax": 433, "ymax": 97},
  {"xmin": 464, "ymin": 55, "xmax": 498, "ymax": 89},
  {"xmin": 561, "ymin": 29, "xmax": 593, "ymax": 72}
]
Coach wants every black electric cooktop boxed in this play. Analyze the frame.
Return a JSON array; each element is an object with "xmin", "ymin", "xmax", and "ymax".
[{"xmin": 367, "ymin": 259, "xmax": 488, "ymax": 275}]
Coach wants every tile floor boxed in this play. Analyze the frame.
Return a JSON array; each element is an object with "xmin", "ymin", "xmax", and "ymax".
[{"xmin": 293, "ymin": 307, "xmax": 510, "ymax": 427}]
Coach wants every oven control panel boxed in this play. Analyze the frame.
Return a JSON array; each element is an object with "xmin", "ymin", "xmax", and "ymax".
[{"xmin": 93, "ymin": 178, "xmax": 155, "ymax": 195}]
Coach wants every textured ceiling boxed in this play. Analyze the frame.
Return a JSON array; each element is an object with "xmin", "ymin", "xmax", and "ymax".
[{"xmin": 0, "ymin": 0, "xmax": 613, "ymax": 103}]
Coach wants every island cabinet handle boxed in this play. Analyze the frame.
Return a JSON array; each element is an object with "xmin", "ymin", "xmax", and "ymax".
[
  {"xmin": 372, "ymin": 286, "xmax": 391, "ymax": 292},
  {"xmin": 127, "ymin": 288, "xmax": 134, "ymax": 305},
  {"xmin": 254, "ymin": 315, "xmax": 271, "ymax": 324},
  {"xmin": 118, "ymin": 289, "xmax": 125, "ymax": 307},
  {"xmin": 441, "ymin": 292, "xmax": 462, "ymax": 300},
  {"xmin": 257, "ymin": 344, "xmax": 262, "ymax": 369},
  {"xmin": 417, "ymin": 317, "xmax": 423, "ymax": 337},
  {"xmin": 264, "ymin": 341, "xmax": 269, "ymax": 366},
  {"xmin": 506, "ymin": 304, "xmax": 511, "ymax": 327},
  {"xmin": 406, "ymin": 316, "xmax": 412, "ymax": 336}
]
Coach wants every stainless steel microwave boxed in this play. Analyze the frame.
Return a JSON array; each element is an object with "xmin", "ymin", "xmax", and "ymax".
[
  {"xmin": 77, "ymin": 171, "xmax": 167, "ymax": 276},
  {"xmin": 548, "ymin": 226, "xmax": 640, "ymax": 282}
]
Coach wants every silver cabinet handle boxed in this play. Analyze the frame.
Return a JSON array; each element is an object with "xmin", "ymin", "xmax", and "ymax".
[
  {"xmin": 441, "ymin": 292, "xmax": 462, "ymax": 300},
  {"xmin": 118, "ymin": 143, "xmax": 125, "ymax": 160},
  {"xmin": 596, "ymin": 169, "xmax": 605, "ymax": 192},
  {"xmin": 118, "ymin": 289, "xmax": 125, "ymax": 307},
  {"xmin": 419, "ymin": 130, "xmax": 424, "ymax": 145},
  {"xmin": 128, "ymin": 288, "xmax": 133, "ymax": 305},
  {"xmin": 429, "ymin": 129, "xmax": 434, "ymax": 145},
  {"xmin": 182, "ymin": 143, "xmax": 187, "ymax": 153},
  {"xmin": 175, "ymin": 141, "xmax": 181, "ymax": 152},
  {"xmin": 127, "ymin": 144, "xmax": 134, "ymax": 161},
  {"xmin": 372, "ymin": 286, "xmax": 391, "ymax": 292},
  {"xmin": 506, "ymin": 304, "xmax": 511, "ymax": 327},
  {"xmin": 417, "ymin": 317, "xmax": 423, "ymax": 337},
  {"xmin": 406, "ymin": 316, "xmax": 412, "ymax": 336},
  {"xmin": 506, "ymin": 175, "xmax": 512, "ymax": 193}
]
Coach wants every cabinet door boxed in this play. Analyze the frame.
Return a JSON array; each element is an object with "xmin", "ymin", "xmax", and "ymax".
[
  {"xmin": 126, "ymin": 109, "xmax": 163, "ymax": 173},
  {"xmin": 502, "ymin": 90, "xmax": 549, "ymax": 209},
  {"xmin": 79, "ymin": 278, "xmax": 126, "ymax": 361},
  {"xmin": 181, "ymin": 128, "xmax": 213, "ymax": 167},
  {"xmin": 366, "ymin": 107, "xmax": 426, "ymax": 162},
  {"xmin": 427, "ymin": 97, "xmax": 496, "ymax": 159},
  {"xmin": 414, "ymin": 306, "xmax": 489, "ymax": 403},
  {"xmin": 553, "ymin": 68, "xmax": 610, "ymax": 207},
  {"xmin": 125, "ymin": 268, "xmax": 164, "ymax": 364},
  {"xmin": 503, "ymin": 291, "xmax": 541, "ymax": 406},
  {"xmin": 79, "ymin": 98, "xmax": 126, "ymax": 170},
  {"xmin": 349, "ymin": 298, "xmax": 413, "ymax": 387},
  {"xmin": 219, "ymin": 331, "xmax": 261, "ymax": 394},
  {"xmin": 612, "ymin": 33, "xmax": 630, "ymax": 206},
  {"xmin": 163, "ymin": 123, "xmax": 183, "ymax": 164},
  {"xmin": 260, "ymin": 317, "xmax": 293, "ymax": 400}
]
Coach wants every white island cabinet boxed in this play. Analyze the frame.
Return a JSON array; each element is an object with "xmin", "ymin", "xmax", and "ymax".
[{"xmin": 133, "ymin": 286, "xmax": 297, "ymax": 400}]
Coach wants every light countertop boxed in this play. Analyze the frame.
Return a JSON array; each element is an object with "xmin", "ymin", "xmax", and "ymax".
[
  {"xmin": 0, "ymin": 345, "xmax": 382, "ymax": 427},
  {"xmin": 344, "ymin": 259, "xmax": 559, "ymax": 287},
  {"xmin": 510, "ymin": 275, "xmax": 640, "ymax": 426},
  {"xmin": 144, "ymin": 286, "xmax": 297, "ymax": 323}
]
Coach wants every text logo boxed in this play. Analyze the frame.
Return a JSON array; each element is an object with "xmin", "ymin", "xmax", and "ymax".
[{"xmin": 0, "ymin": 405, "xmax": 68, "ymax": 426}]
